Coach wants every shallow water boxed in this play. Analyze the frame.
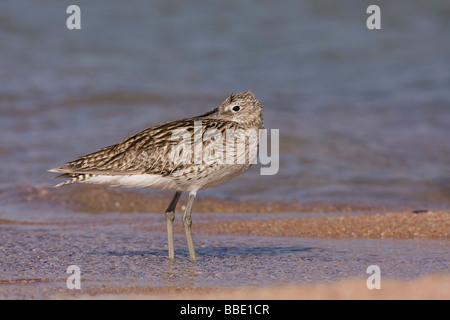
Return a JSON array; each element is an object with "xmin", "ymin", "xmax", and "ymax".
[{"xmin": 0, "ymin": 208, "xmax": 448, "ymax": 299}]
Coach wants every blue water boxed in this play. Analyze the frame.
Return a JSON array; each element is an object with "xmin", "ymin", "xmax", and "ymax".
[{"xmin": 1, "ymin": 0, "xmax": 450, "ymax": 206}]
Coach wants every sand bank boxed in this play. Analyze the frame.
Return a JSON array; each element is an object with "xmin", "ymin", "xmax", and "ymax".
[{"xmin": 193, "ymin": 211, "xmax": 449, "ymax": 240}]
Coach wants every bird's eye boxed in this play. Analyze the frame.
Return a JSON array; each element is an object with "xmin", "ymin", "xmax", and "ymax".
[{"xmin": 232, "ymin": 106, "xmax": 240, "ymax": 112}]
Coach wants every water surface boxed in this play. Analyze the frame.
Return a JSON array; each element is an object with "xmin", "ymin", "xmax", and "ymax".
[{"xmin": 1, "ymin": 0, "xmax": 449, "ymax": 205}]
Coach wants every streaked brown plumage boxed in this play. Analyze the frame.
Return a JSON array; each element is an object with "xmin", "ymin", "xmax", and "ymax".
[{"xmin": 49, "ymin": 91, "xmax": 264, "ymax": 261}]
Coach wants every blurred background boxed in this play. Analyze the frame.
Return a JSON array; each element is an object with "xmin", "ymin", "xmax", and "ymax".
[{"xmin": 1, "ymin": 0, "xmax": 449, "ymax": 207}]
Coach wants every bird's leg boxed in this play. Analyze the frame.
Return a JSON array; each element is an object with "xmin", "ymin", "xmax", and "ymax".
[
  {"xmin": 165, "ymin": 191, "xmax": 182, "ymax": 260},
  {"xmin": 182, "ymin": 191, "xmax": 197, "ymax": 262}
]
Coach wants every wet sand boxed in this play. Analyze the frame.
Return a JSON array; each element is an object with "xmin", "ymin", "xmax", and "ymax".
[
  {"xmin": 27, "ymin": 185, "xmax": 447, "ymax": 240},
  {"xmin": 194, "ymin": 211, "xmax": 449, "ymax": 240},
  {"xmin": 0, "ymin": 185, "xmax": 449, "ymax": 300},
  {"xmin": 11, "ymin": 185, "xmax": 383, "ymax": 214}
]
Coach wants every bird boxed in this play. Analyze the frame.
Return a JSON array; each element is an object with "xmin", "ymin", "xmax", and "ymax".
[{"xmin": 49, "ymin": 91, "xmax": 264, "ymax": 262}]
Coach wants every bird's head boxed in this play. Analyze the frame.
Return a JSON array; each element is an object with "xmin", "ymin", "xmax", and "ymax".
[{"xmin": 218, "ymin": 91, "xmax": 264, "ymax": 129}]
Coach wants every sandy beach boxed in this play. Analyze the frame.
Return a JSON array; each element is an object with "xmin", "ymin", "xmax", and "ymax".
[{"xmin": 1, "ymin": 186, "xmax": 448, "ymax": 300}]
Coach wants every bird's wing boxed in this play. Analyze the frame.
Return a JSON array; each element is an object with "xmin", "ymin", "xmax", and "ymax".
[
  {"xmin": 49, "ymin": 118, "xmax": 196, "ymax": 177},
  {"xmin": 49, "ymin": 112, "xmax": 240, "ymax": 178}
]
